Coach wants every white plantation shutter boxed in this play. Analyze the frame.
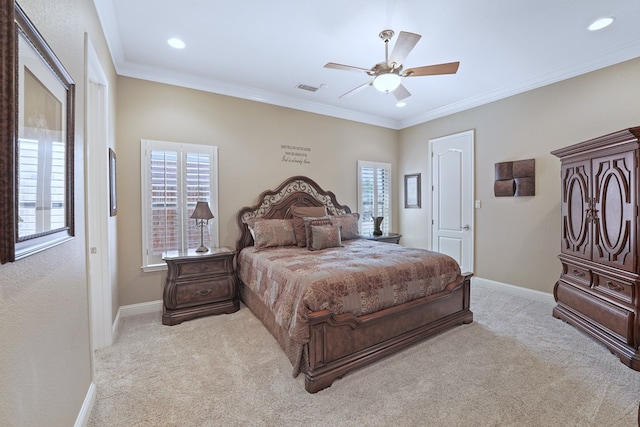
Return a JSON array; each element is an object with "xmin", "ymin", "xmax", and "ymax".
[
  {"xmin": 149, "ymin": 150, "xmax": 180, "ymax": 257},
  {"xmin": 17, "ymin": 137, "xmax": 66, "ymax": 237},
  {"xmin": 185, "ymin": 153, "xmax": 213, "ymax": 248},
  {"xmin": 358, "ymin": 161, "xmax": 391, "ymax": 235},
  {"xmin": 142, "ymin": 140, "xmax": 218, "ymax": 269}
]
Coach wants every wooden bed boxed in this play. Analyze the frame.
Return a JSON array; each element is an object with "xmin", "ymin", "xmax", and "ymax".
[{"xmin": 235, "ymin": 175, "xmax": 473, "ymax": 393}]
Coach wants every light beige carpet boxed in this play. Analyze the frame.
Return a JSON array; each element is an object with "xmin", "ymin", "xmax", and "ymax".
[{"xmin": 88, "ymin": 282, "xmax": 640, "ymax": 426}]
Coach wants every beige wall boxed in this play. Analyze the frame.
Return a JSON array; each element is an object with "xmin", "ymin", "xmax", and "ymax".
[
  {"xmin": 399, "ymin": 57, "xmax": 640, "ymax": 293},
  {"xmin": 1, "ymin": 0, "xmax": 117, "ymax": 425},
  {"xmin": 118, "ymin": 57, "xmax": 640, "ymax": 303},
  {"xmin": 115, "ymin": 76, "xmax": 398, "ymax": 305}
]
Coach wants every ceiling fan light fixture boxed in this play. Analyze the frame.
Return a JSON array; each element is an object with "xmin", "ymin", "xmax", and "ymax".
[
  {"xmin": 373, "ymin": 73, "xmax": 401, "ymax": 93},
  {"xmin": 168, "ymin": 38, "xmax": 186, "ymax": 49},
  {"xmin": 588, "ymin": 17, "xmax": 614, "ymax": 31}
]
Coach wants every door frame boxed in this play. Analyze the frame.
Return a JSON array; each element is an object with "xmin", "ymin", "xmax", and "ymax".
[{"xmin": 428, "ymin": 129, "xmax": 475, "ymax": 273}]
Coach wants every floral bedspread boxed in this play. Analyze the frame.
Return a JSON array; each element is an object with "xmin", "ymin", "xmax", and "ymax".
[{"xmin": 238, "ymin": 239, "xmax": 461, "ymax": 346}]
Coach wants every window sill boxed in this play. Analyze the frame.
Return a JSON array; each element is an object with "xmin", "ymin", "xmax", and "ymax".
[{"xmin": 141, "ymin": 263, "xmax": 167, "ymax": 273}]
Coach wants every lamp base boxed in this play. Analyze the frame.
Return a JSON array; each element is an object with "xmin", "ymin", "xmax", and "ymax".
[{"xmin": 195, "ymin": 245, "xmax": 209, "ymax": 253}]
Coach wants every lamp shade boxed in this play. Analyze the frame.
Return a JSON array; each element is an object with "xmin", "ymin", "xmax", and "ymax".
[
  {"xmin": 373, "ymin": 73, "xmax": 401, "ymax": 93},
  {"xmin": 191, "ymin": 201, "xmax": 214, "ymax": 220}
]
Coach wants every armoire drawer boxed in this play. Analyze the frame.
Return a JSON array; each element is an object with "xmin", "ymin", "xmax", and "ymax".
[
  {"xmin": 592, "ymin": 273, "xmax": 633, "ymax": 305},
  {"xmin": 556, "ymin": 280, "xmax": 633, "ymax": 342},
  {"xmin": 561, "ymin": 260, "xmax": 591, "ymax": 287}
]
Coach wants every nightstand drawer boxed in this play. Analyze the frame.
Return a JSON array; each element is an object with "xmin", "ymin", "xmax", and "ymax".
[
  {"xmin": 174, "ymin": 277, "xmax": 235, "ymax": 308},
  {"xmin": 175, "ymin": 257, "xmax": 232, "ymax": 279}
]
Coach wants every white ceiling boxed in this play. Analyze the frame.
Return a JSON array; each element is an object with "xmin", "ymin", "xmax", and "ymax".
[{"xmin": 93, "ymin": 0, "xmax": 640, "ymax": 129}]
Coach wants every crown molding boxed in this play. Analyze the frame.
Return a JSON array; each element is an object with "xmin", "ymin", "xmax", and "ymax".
[
  {"xmin": 117, "ymin": 61, "xmax": 402, "ymax": 129},
  {"xmin": 400, "ymin": 39, "xmax": 640, "ymax": 129}
]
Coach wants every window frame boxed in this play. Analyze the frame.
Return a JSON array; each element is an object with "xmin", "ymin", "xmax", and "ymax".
[
  {"xmin": 357, "ymin": 160, "xmax": 392, "ymax": 235},
  {"xmin": 140, "ymin": 139, "xmax": 219, "ymax": 271}
]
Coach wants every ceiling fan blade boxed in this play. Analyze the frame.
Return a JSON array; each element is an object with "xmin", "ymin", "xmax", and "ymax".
[
  {"xmin": 392, "ymin": 84, "xmax": 411, "ymax": 101},
  {"xmin": 389, "ymin": 31, "xmax": 421, "ymax": 66},
  {"xmin": 324, "ymin": 62, "xmax": 371, "ymax": 74},
  {"xmin": 403, "ymin": 61, "xmax": 460, "ymax": 77},
  {"xmin": 339, "ymin": 81, "xmax": 373, "ymax": 98}
]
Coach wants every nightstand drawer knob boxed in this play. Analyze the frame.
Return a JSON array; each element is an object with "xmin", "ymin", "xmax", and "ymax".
[{"xmin": 195, "ymin": 288, "xmax": 212, "ymax": 296}]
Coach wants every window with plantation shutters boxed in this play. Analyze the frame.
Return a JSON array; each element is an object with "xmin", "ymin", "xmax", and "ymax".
[
  {"xmin": 141, "ymin": 140, "xmax": 218, "ymax": 270},
  {"xmin": 357, "ymin": 161, "xmax": 391, "ymax": 235}
]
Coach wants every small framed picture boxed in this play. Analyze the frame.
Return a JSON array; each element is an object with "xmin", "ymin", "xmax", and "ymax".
[
  {"xmin": 404, "ymin": 173, "xmax": 421, "ymax": 209},
  {"xmin": 109, "ymin": 148, "xmax": 117, "ymax": 216}
]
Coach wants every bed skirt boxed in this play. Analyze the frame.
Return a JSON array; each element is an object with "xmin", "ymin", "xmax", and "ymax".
[{"xmin": 239, "ymin": 282, "xmax": 307, "ymax": 377}]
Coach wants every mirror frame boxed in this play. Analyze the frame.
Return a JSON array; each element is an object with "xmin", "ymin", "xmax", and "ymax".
[{"xmin": 0, "ymin": 1, "xmax": 75, "ymax": 264}]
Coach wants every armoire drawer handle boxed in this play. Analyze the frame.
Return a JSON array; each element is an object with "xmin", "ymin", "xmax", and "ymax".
[
  {"xmin": 606, "ymin": 281, "xmax": 624, "ymax": 292},
  {"xmin": 572, "ymin": 269, "xmax": 585, "ymax": 277},
  {"xmin": 195, "ymin": 288, "xmax": 212, "ymax": 296}
]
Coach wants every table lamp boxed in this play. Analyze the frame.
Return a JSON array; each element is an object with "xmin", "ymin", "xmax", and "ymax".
[{"xmin": 191, "ymin": 201, "xmax": 214, "ymax": 253}]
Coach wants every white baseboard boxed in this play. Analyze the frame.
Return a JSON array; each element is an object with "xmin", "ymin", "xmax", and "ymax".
[
  {"xmin": 74, "ymin": 382, "xmax": 96, "ymax": 427},
  {"xmin": 472, "ymin": 276, "xmax": 555, "ymax": 304}
]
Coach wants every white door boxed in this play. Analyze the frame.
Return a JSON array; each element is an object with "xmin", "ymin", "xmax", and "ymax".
[
  {"xmin": 86, "ymin": 37, "xmax": 112, "ymax": 350},
  {"xmin": 430, "ymin": 130, "xmax": 474, "ymax": 273}
]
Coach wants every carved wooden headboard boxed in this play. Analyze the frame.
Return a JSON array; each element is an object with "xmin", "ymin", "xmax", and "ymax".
[{"xmin": 235, "ymin": 176, "xmax": 351, "ymax": 252}]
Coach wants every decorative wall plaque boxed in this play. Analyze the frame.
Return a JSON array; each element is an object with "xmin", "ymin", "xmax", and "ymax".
[{"xmin": 494, "ymin": 159, "xmax": 535, "ymax": 197}]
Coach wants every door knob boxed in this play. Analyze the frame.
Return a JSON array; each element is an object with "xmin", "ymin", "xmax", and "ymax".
[{"xmin": 461, "ymin": 224, "xmax": 470, "ymax": 231}]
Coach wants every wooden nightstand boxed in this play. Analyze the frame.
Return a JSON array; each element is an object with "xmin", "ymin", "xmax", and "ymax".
[
  {"xmin": 362, "ymin": 233, "xmax": 402, "ymax": 244},
  {"xmin": 162, "ymin": 247, "xmax": 239, "ymax": 326}
]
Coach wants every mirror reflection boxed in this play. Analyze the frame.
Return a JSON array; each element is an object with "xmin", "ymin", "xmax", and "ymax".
[{"xmin": 18, "ymin": 68, "xmax": 67, "ymax": 238}]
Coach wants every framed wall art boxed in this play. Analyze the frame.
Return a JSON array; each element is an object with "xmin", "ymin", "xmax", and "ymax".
[
  {"xmin": 109, "ymin": 148, "xmax": 117, "ymax": 216},
  {"xmin": 0, "ymin": 2, "xmax": 75, "ymax": 263},
  {"xmin": 404, "ymin": 173, "xmax": 421, "ymax": 209}
]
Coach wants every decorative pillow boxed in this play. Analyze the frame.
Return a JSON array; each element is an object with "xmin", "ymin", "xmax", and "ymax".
[
  {"xmin": 251, "ymin": 219, "xmax": 296, "ymax": 250},
  {"xmin": 244, "ymin": 217, "xmax": 258, "ymax": 240},
  {"xmin": 303, "ymin": 216, "xmax": 333, "ymax": 249},
  {"xmin": 290, "ymin": 205, "xmax": 327, "ymax": 247},
  {"xmin": 331, "ymin": 213, "xmax": 360, "ymax": 240},
  {"xmin": 309, "ymin": 224, "xmax": 343, "ymax": 251}
]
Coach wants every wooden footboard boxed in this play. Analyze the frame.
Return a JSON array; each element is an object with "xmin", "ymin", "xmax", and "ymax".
[{"xmin": 304, "ymin": 272, "xmax": 473, "ymax": 393}]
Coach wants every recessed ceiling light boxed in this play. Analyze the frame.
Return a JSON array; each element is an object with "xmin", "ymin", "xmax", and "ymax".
[
  {"xmin": 396, "ymin": 101, "xmax": 406, "ymax": 108},
  {"xmin": 168, "ymin": 38, "xmax": 185, "ymax": 49},
  {"xmin": 588, "ymin": 17, "xmax": 614, "ymax": 31}
]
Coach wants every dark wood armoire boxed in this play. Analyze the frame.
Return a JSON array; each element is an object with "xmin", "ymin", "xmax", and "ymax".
[{"xmin": 552, "ymin": 127, "xmax": 640, "ymax": 371}]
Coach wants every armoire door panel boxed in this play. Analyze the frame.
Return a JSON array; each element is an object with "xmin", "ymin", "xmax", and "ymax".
[
  {"xmin": 560, "ymin": 161, "xmax": 591, "ymax": 259},
  {"xmin": 592, "ymin": 151, "xmax": 636, "ymax": 272}
]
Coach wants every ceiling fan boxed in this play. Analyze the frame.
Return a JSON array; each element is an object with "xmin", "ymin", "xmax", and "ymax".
[{"xmin": 324, "ymin": 29, "xmax": 460, "ymax": 101}]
